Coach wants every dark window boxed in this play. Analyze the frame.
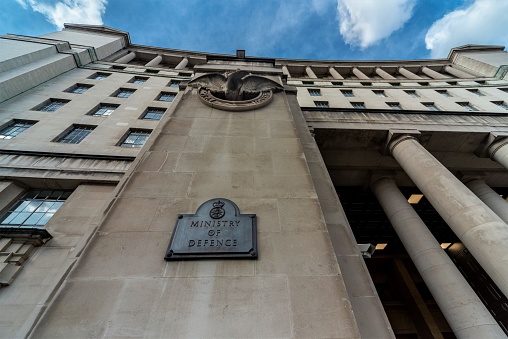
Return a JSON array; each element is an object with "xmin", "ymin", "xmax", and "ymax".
[
  {"xmin": 341, "ymin": 90, "xmax": 354, "ymax": 97},
  {"xmin": 0, "ymin": 120, "xmax": 36, "ymax": 139},
  {"xmin": 120, "ymin": 129, "xmax": 151, "ymax": 148},
  {"xmin": 179, "ymin": 73, "xmax": 192, "ymax": 78},
  {"xmin": 457, "ymin": 102, "xmax": 478, "ymax": 111},
  {"xmin": 130, "ymin": 77, "xmax": 148, "ymax": 84},
  {"xmin": 114, "ymin": 89, "xmax": 136, "ymax": 98},
  {"xmin": 418, "ymin": 82, "xmax": 429, "ymax": 86},
  {"xmin": 314, "ymin": 101, "xmax": 329, "ymax": 108},
  {"xmin": 423, "ymin": 103, "xmax": 440, "ymax": 111},
  {"xmin": 308, "ymin": 89, "xmax": 321, "ymax": 96},
  {"xmin": 405, "ymin": 90, "xmax": 419, "ymax": 98},
  {"xmin": 387, "ymin": 102, "xmax": 402, "ymax": 110},
  {"xmin": 331, "ymin": 82, "xmax": 342, "ymax": 86},
  {"xmin": 389, "ymin": 83, "xmax": 400, "ymax": 86},
  {"xmin": 0, "ymin": 190, "xmax": 71, "ymax": 228},
  {"xmin": 35, "ymin": 99, "xmax": 69, "ymax": 112},
  {"xmin": 145, "ymin": 69, "xmax": 159, "ymax": 74},
  {"xmin": 361, "ymin": 82, "xmax": 372, "ymax": 86},
  {"xmin": 302, "ymin": 81, "xmax": 314, "ymax": 85},
  {"xmin": 111, "ymin": 65, "xmax": 125, "ymax": 70},
  {"xmin": 67, "ymin": 84, "xmax": 92, "ymax": 94},
  {"xmin": 492, "ymin": 101, "xmax": 508, "ymax": 110},
  {"xmin": 142, "ymin": 108, "xmax": 166, "ymax": 120},
  {"xmin": 447, "ymin": 81, "xmax": 457, "ymax": 86},
  {"xmin": 89, "ymin": 72, "xmax": 110, "ymax": 80},
  {"xmin": 467, "ymin": 89, "xmax": 485, "ymax": 96},
  {"xmin": 89, "ymin": 104, "xmax": 119, "ymax": 117},
  {"xmin": 57, "ymin": 125, "xmax": 95, "ymax": 144},
  {"xmin": 351, "ymin": 102, "xmax": 365, "ymax": 109},
  {"xmin": 157, "ymin": 92, "xmax": 175, "ymax": 102},
  {"xmin": 373, "ymin": 90, "xmax": 387, "ymax": 97},
  {"xmin": 436, "ymin": 90, "xmax": 452, "ymax": 97},
  {"xmin": 168, "ymin": 80, "xmax": 180, "ymax": 88}
]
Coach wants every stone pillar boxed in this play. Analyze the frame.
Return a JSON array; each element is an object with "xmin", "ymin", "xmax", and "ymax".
[
  {"xmin": 282, "ymin": 65, "xmax": 291, "ymax": 78},
  {"xmin": 371, "ymin": 177, "xmax": 505, "ymax": 338},
  {"xmin": 175, "ymin": 57, "xmax": 189, "ymax": 70},
  {"xmin": 388, "ymin": 134, "xmax": 508, "ymax": 297},
  {"xmin": 444, "ymin": 66, "xmax": 474, "ymax": 79},
  {"xmin": 421, "ymin": 67, "xmax": 449, "ymax": 79},
  {"xmin": 398, "ymin": 67, "xmax": 423, "ymax": 80},
  {"xmin": 145, "ymin": 55, "xmax": 162, "ymax": 67},
  {"xmin": 352, "ymin": 67, "xmax": 370, "ymax": 80},
  {"xmin": 488, "ymin": 137, "xmax": 508, "ymax": 170},
  {"xmin": 375, "ymin": 68, "xmax": 395, "ymax": 80},
  {"xmin": 329, "ymin": 67, "xmax": 343, "ymax": 80},
  {"xmin": 305, "ymin": 66, "xmax": 317, "ymax": 79},
  {"xmin": 464, "ymin": 178, "xmax": 508, "ymax": 224},
  {"xmin": 115, "ymin": 51, "xmax": 136, "ymax": 64}
]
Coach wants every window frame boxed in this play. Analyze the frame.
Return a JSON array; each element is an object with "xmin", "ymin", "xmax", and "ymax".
[
  {"xmin": 308, "ymin": 89, "xmax": 321, "ymax": 97},
  {"xmin": 88, "ymin": 72, "xmax": 111, "ymax": 80},
  {"xmin": 141, "ymin": 107, "xmax": 166, "ymax": 121},
  {"xmin": 387, "ymin": 102, "xmax": 403, "ymax": 110},
  {"xmin": 422, "ymin": 102, "xmax": 440, "ymax": 111},
  {"xmin": 33, "ymin": 99, "xmax": 69, "ymax": 112},
  {"xmin": 341, "ymin": 89, "xmax": 354, "ymax": 97},
  {"xmin": 55, "ymin": 125, "xmax": 95, "ymax": 144},
  {"xmin": 351, "ymin": 102, "xmax": 365, "ymax": 109},
  {"xmin": 314, "ymin": 101, "xmax": 329, "ymax": 108},
  {"xmin": 157, "ymin": 92, "xmax": 176, "ymax": 102},
  {"xmin": 373, "ymin": 90, "xmax": 387, "ymax": 97},
  {"xmin": 66, "ymin": 83, "xmax": 93, "ymax": 94},
  {"xmin": 130, "ymin": 76, "xmax": 149, "ymax": 84},
  {"xmin": 0, "ymin": 120, "xmax": 37, "ymax": 140},
  {"xmin": 457, "ymin": 102, "xmax": 479, "ymax": 111},
  {"xmin": 88, "ymin": 104, "xmax": 119, "ymax": 117},
  {"xmin": 113, "ymin": 88, "xmax": 136, "ymax": 98},
  {"xmin": 118, "ymin": 129, "xmax": 152, "ymax": 148}
]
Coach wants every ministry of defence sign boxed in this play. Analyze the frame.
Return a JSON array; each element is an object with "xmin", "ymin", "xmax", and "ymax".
[{"xmin": 164, "ymin": 198, "xmax": 257, "ymax": 260}]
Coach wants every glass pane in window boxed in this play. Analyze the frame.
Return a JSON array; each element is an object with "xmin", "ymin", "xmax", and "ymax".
[
  {"xmin": 23, "ymin": 201, "xmax": 42, "ymax": 213},
  {"xmin": 25, "ymin": 213, "xmax": 44, "ymax": 225},
  {"xmin": 36, "ymin": 213, "xmax": 53, "ymax": 226},
  {"xmin": 11, "ymin": 212, "xmax": 31, "ymax": 225}
]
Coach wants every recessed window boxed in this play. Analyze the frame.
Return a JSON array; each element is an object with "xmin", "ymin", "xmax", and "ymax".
[
  {"xmin": 179, "ymin": 73, "xmax": 192, "ymax": 78},
  {"xmin": 119, "ymin": 129, "xmax": 151, "ymax": 148},
  {"xmin": 351, "ymin": 102, "xmax": 365, "ymax": 109},
  {"xmin": 89, "ymin": 104, "xmax": 119, "ymax": 117},
  {"xmin": 436, "ymin": 90, "xmax": 452, "ymax": 97},
  {"xmin": 113, "ymin": 88, "xmax": 136, "ymax": 98},
  {"xmin": 467, "ymin": 89, "xmax": 485, "ymax": 96},
  {"xmin": 89, "ymin": 72, "xmax": 110, "ymax": 80},
  {"xmin": 308, "ymin": 89, "xmax": 321, "ymax": 96},
  {"xmin": 111, "ymin": 65, "xmax": 125, "ymax": 70},
  {"xmin": 0, "ymin": 190, "xmax": 71, "ymax": 229},
  {"xmin": 0, "ymin": 120, "xmax": 36, "ymax": 139},
  {"xmin": 373, "ymin": 90, "xmax": 387, "ymax": 97},
  {"xmin": 341, "ymin": 90, "xmax": 354, "ymax": 97},
  {"xmin": 457, "ymin": 102, "xmax": 478, "ymax": 111},
  {"xmin": 389, "ymin": 83, "xmax": 400, "ymax": 86},
  {"xmin": 423, "ymin": 103, "xmax": 440, "ymax": 111},
  {"xmin": 130, "ymin": 76, "xmax": 148, "ymax": 84},
  {"xmin": 499, "ymin": 88, "xmax": 508, "ymax": 94},
  {"xmin": 145, "ymin": 69, "xmax": 159, "ymax": 74},
  {"xmin": 331, "ymin": 82, "xmax": 342, "ymax": 86},
  {"xmin": 404, "ymin": 90, "xmax": 419, "ymax": 98},
  {"xmin": 157, "ymin": 92, "xmax": 175, "ymax": 102},
  {"xmin": 141, "ymin": 108, "xmax": 166, "ymax": 120},
  {"xmin": 66, "ymin": 84, "xmax": 93, "ymax": 94},
  {"xmin": 361, "ymin": 82, "xmax": 372, "ymax": 86},
  {"xmin": 387, "ymin": 102, "xmax": 402, "ymax": 110},
  {"xmin": 418, "ymin": 82, "xmax": 429, "ymax": 86},
  {"xmin": 168, "ymin": 80, "xmax": 180, "ymax": 88},
  {"xmin": 34, "ymin": 99, "xmax": 69, "ymax": 112},
  {"xmin": 302, "ymin": 81, "xmax": 314, "ymax": 85},
  {"xmin": 447, "ymin": 81, "xmax": 457, "ymax": 86},
  {"xmin": 314, "ymin": 101, "xmax": 329, "ymax": 108},
  {"xmin": 476, "ymin": 81, "xmax": 486, "ymax": 85},
  {"xmin": 56, "ymin": 125, "xmax": 95, "ymax": 144},
  {"xmin": 493, "ymin": 101, "xmax": 508, "ymax": 110}
]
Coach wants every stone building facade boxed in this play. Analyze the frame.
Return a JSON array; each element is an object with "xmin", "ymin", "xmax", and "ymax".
[{"xmin": 1, "ymin": 24, "xmax": 508, "ymax": 338}]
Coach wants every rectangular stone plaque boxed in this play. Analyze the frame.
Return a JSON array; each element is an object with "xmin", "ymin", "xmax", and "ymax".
[{"xmin": 164, "ymin": 198, "xmax": 257, "ymax": 260}]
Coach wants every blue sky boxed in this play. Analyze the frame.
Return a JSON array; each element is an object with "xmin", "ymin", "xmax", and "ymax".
[{"xmin": 1, "ymin": 0, "xmax": 507, "ymax": 61}]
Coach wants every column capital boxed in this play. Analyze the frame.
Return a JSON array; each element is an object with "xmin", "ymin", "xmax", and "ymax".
[
  {"xmin": 475, "ymin": 131, "xmax": 508, "ymax": 158},
  {"xmin": 381, "ymin": 129, "xmax": 421, "ymax": 155},
  {"xmin": 369, "ymin": 171, "xmax": 397, "ymax": 187}
]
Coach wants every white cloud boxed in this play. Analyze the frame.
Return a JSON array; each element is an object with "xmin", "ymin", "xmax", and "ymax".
[
  {"xmin": 337, "ymin": 0, "xmax": 416, "ymax": 49},
  {"xmin": 16, "ymin": 0, "xmax": 107, "ymax": 30},
  {"xmin": 425, "ymin": 0, "xmax": 508, "ymax": 58}
]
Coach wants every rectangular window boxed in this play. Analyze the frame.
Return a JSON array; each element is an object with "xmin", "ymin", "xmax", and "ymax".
[
  {"xmin": 387, "ymin": 102, "xmax": 402, "ymax": 110},
  {"xmin": 423, "ymin": 103, "xmax": 440, "ymax": 111},
  {"xmin": 314, "ymin": 101, "xmax": 329, "ymax": 108},
  {"xmin": 447, "ymin": 81, "xmax": 457, "ymax": 86},
  {"xmin": 130, "ymin": 76, "xmax": 148, "ymax": 84},
  {"xmin": 389, "ymin": 83, "xmax": 401, "ymax": 86},
  {"xmin": 308, "ymin": 89, "xmax": 321, "ymax": 96},
  {"xmin": 351, "ymin": 102, "xmax": 365, "ymax": 109},
  {"xmin": 89, "ymin": 72, "xmax": 110, "ymax": 80},
  {"xmin": 457, "ymin": 102, "xmax": 479, "ymax": 111},
  {"xmin": 66, "ymin": 84, "xmax": 93, "ymax": 94},
  {"xmin": 302, "ymin": 81, "xmax": 314, "ymax": 85},
  {"xmin": 113, "ymin": 88, "xmax": 136, "ymax": 98},
  {"xmin": 436, "ymin": 90, "xmax": 452, "ymax": 97},
  {"xmin": 111, "ymin": 65, "xmax": 125, "ymax": 70},
  {"xmin": 89, "ymin": 104, "xmax": 119, "ymax": 117},
  {"xmin": 120, "ymin": 129, "xmax": 151, "ymax": 148},
  {"xmin": 0, "ymin": 190, "xmax": 71, "ymax": 229},
  {"xmin": 179, "ymin": 73, "xmax": 192, "ymax": 78},
  {"xmin": 467, "ymin": 89, "xmax": 485, "ymax": 96},
  {"xmin": 493, "ymin": 101, "xmax": 508, "ymax": 110},
  {"xmin": 56, "ymin": 125, "xmax": 95, "ymax": 144},
  {"xmin": 341, "ymin": 90, "xmax": 354, "ymax": 97},
  {"xmin": 168, "ymin": 80, "xmax": 180, "ymax": 88},
  {"xmin": 405, "ymin": 90, "xmax": 419, "ymax": 98},
  {"xmin": 361, "ymin": 82, "xmax": 372, "ymax": 86},
  {"xmin": 0, "ymin": 120, "xmax": 36, "ymax": 139},
  {"xmin": 34, "ymin": 99, "xmax": 69, "ymax": 112},
  {"xmin": 157, "ymin": 92, "xmax": 176, "ymax": 102},
  {"xmin": 373, "ymin": 90, "xmax": 387, "ymax": 97},
  {"xmin": 331, "ymin": 82, "xmax": 342, "ymax": 86},
  {"xmin": 418, "ymin": 82, "xmax": 429, "ymax": 86},
  {"xmin": 145, "ymin": 69, "xmax": 159, "ymax": 74},
  {"xmin": 142, "ymin": 108, "xmax": 166, "ymax": 120}
]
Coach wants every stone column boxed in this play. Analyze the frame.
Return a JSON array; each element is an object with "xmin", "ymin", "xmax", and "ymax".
[
  {"xmin": 464, "ymin": 178, "xmax": 508, "ymax": 224},
  {"xmin": 114, "ymin": 51, "xmax": 136, "ymax": 64},
  {"xmin": 488, "ymin": 137, "xmax": 508, "ymax": 170},
  {"xmin": 444, "ymin": 66, "xmax": 474, "ymax": 79},
  {"xmin": 352, "ymin": 67, "xmax": 370, "ymax": 80},
  {"xmin": 305, "ymin": 66, "xmax": 317, "ymax": 79},
  {"xmin": 282, "ymin": 65, "xmax": 291, "ymax": 78},
  {"xmin": 329, "ymin": 67, "xmax": 343, "ymax": 80},
  {"xmin": 175, "ymin": 57, "xmax": 189, "ymax": 70},
  {"xmin": 388, "ymin": 134, "xmax": 508, "ymax": 297},
  {"xmin": 398, "ymin": 67, "xmax": 423, "ymax": 80},
  {"xmin": 145, "ymin": 55, "xmax": 162, "ymax": 67},
  {"xmin": 421, "ymin": 67, "xmax": 449, "ymax": 79},
  {"xmin": 371, "ymin": 177, "xmax": 505, "ymax": 338},
  {"xmin": 375, "ymin": 67, "xmax": 395, "ymax": 80}
]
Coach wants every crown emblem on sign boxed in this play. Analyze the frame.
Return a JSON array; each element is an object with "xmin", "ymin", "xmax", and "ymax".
[
  {"xmin": 213, "ymin": 200, "xmax": 225, "ymax": 208},
  {"xmin": 210, "ymin": 200, "xmax": 226, "ymax": 219}
]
